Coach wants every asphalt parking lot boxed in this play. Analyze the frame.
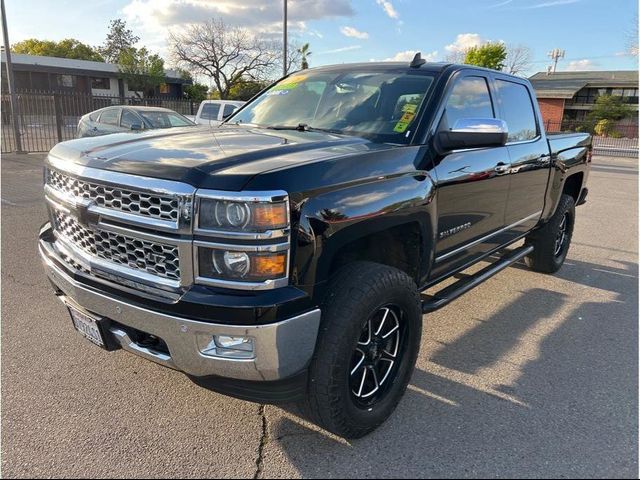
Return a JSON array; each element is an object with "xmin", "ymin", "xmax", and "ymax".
[{"xmin": 1, "ymin": 152, "xmax": 638, "ymax": 478}]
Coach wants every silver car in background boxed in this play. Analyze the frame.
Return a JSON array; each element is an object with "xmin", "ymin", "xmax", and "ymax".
[{"xmin": 77, "ymin": 106, "xmax": 195, "ymax": 138}]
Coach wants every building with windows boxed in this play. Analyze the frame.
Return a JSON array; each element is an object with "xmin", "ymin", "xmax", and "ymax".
[
  {"xmin": 529, "ymin": 70, "xmax": 638, "ymax": 130},
  {"xmin": 0, "ymin": 52, "xmax": 190, "ymax": 98}
]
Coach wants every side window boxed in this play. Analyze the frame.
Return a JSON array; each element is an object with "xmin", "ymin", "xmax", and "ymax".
[
  {"xmin": 120, "ymin": 110, "xmax": 140, "ymax": 129},
  {"xmin": 222, "ymin": 104, "xmax": 237, "ymax": 118},
  {"xmin": 200, "ymin": 103, "xmax": 221, "ymax": 120},
  {"xmin": 496, "ymin": 80, "xmax": 538, "ymax": 142},
  {"xmin": 99, "ymin": 108, "xmax": 120, "ymax": 126},
  {"xmin": 440, "ymin": 76, "xmax": 494, "ymax": 130}
]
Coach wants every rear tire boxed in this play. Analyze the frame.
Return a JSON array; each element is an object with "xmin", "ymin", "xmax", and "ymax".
[
  {"xmin": 300, "ymin": 261, "xmax": 422, "ymax": 439},
  {"xmin": 525, "ymin": 194, "xmax": 575, "ymax": 273}
]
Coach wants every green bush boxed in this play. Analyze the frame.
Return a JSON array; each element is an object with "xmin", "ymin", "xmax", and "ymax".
[{"xmin": 594, "ymin": 119, "xmax": 614, "ymax": 136}]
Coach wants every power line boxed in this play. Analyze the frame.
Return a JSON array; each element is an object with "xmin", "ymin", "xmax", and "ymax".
[{"xmin": 529, "ymin": 53, "xmax": 633, "ymax": 64}]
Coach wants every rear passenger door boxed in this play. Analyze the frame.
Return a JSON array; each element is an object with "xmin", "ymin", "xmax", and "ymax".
[
  {"xmin": 493, "ymin": 76, "xmax": 550, "ymax": 239},
  {"xmin": 430, "ymin": 73, "xmax": 511, "ymax": 280}
]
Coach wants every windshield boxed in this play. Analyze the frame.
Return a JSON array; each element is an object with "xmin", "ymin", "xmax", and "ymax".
[
  {"xmin": 138, "ymin": 111, "xmax": 194, "ymax": 128},
  {"xmin": 229, "ymin": 69, "xmax": 436, "ymax": 144}
]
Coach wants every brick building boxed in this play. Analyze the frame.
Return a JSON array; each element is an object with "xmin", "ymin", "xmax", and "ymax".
[{"xmin": 529, "ymin": 70, "xmax": 638, "ymax": 131}]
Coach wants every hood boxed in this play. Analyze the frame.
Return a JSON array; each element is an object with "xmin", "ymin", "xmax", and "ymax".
[{"xmin": 50, "ymin": 125, "xmax": 390, "ymax": 191}]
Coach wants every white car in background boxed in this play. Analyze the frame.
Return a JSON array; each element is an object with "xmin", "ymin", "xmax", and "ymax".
[{"xmin": 193, "ymin": 100, "xmax": 245, "ymax": 125}]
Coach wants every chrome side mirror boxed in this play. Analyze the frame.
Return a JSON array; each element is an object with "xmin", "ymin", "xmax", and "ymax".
[{"xmin": 437, "ymin": 118, "xmax": 508, "ymax": 153}]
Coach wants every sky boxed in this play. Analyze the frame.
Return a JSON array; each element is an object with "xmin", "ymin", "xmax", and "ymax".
[{"xmin": 3, "ymin": 0, "xmax": 638, "ymax": 78}]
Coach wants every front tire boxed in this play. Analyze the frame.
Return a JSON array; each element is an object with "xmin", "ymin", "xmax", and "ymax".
[
  {"xmin": 525, "ymin": 193, "xmax": 575, "ymax": 273},
  {"xmin": 301, "ymin": 262, "xmax": 422, "ymax": 439}
]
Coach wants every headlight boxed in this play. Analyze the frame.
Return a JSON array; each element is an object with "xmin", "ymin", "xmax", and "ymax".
[
  {"xmin": 194, "ymin": 190, "xmax": 290, "ymax": 290},
  {"xmin": 197, "ymin": 198, "xmax": 288, "ymax": 232},
  {"xmin": 196, "ymin": 244, "xmax": 288, "ymax": 283}
]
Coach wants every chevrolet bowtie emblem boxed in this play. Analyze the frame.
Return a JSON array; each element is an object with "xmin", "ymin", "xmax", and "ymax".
[{"xmin": 75, "ymin": 200, "xmax": 99, "ymax": 228}]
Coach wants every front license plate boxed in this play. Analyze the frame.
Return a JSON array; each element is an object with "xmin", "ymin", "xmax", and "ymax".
[{"xmin": 68, "ymin": 306, "xmax": 105, "ymax": 348}]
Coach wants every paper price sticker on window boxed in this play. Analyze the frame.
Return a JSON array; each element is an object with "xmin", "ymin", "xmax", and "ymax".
[
  {"xmin": 394, "ymin": 121, "xmax": 410, "ymax": 133},
  {"xmin": 402, "ymin": 103, "xmax": 418, "ymax": 114},
  {"xmin": 394, "ymin": 111, "xmax": 416, "ymax": 133},
  {"xmin": 400, "ymin": 112, "xmax": 415, "ymax": 123}
]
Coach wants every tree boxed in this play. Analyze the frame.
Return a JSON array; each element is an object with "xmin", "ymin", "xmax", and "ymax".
[
  {"xmin": 100, "ymin": 19, "xmax": 140, "ymax": 63},
  {"xmin": 228, "ymin": 79, "xmax": 269, "ymax": 101},
  {"xmin": 464, "ymin": 42, "xmax": 507, "ymax": 70},
  {"xmin": 169, "ymin": 19, "xmax": 279, "ymax": 99},
  {"xmin": 118, "ymin": 47, "xmax": 166, "ymax": 98},
  {"xmin": 504, "ymin": 44, "xmax": 532, "ymax": 76},
  {"xmin": 587, "ymin": 94, "xmax": 633, "ymax": 123},
  {"xmin": 12, "ymin": 38, "xmax": 104, "ymax": 61},
  {"xmin": 298, "ymin": 43, "xmax": 311, "ymax": 70},
  {"xmin": 283, "ymin": 42, "xmax": 303, "ymax": 74},
  {"xmin": 184, "ymin": 83, "xmax": 210, "ymax": 103}
]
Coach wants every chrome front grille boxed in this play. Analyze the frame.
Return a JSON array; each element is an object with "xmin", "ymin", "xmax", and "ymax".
[
  {"xmin": 53, "ymin": 210, "xmax": 181, "ymax": 281},
  {"xmin": 48, "ymin": 169, "xmax": 179, "ymax": 222}
]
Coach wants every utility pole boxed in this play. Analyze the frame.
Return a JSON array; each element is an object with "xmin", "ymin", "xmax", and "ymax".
[
  {"xmin": 1, "ymin": 0, "xmax": 22, "ymax": 152},
  {"xmin": 547, "ymin": 48, "xmax": 565, "ymax": 73},
  {"xmin": 283, "ymin": 0, "xmax": 288, "ymax": 77}
]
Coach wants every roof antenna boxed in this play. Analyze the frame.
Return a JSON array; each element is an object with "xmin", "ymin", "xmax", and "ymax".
[{"xmin": 410, "ymin": 52, "xmax": 426, "ymax": 68}]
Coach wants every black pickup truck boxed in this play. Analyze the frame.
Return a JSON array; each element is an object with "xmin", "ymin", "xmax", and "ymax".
[{"xmin": 39, "ymin": 57, "xmax": 591, "ymax": 438}]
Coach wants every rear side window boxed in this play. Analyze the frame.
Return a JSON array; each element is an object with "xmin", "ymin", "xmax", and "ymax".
[
  {"xmin": 496, "ymin": 80, "xmax": 538, "ymax": 142},
  {"xmin": 441, "ymin": 76, "xmax": 494, "ymax": 130},
  {"xmin": 99, "ymin": 108, "xmax": 119, "ymax": 126},
  {"xmin": 200, "ymin": 103, "xmax": 221, "ymax": 120}
]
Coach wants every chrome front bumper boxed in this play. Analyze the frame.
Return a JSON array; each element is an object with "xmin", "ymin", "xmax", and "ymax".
[{"xmin": 40, "ymin": 239, "xmax": 321, "ymax": 382}]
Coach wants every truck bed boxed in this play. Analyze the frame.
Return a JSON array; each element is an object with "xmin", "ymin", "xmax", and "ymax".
[{"xmin": 547, "ymin": 132, "xmax": 592, "ymax": 156}]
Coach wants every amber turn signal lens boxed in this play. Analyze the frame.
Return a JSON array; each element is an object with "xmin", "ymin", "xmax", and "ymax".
[
  {"xmin": 253, "ymin": 203, "xmax": 288, "ymax": 229},
  {"xmin": 250, "ymin": 253, "xmax": 287, "ymax": 278}
]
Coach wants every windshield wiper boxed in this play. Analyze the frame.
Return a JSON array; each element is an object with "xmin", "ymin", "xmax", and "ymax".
[{"xmin": 266, "ymin": 124, "xmax": 344, "ymax": 135}]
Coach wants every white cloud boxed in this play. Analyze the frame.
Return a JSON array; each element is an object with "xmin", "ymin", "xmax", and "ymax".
[
  {"xmin": 121, "ymin": 0, "xmax": 354, "ymax": 58},
  {"xmin": 523, "ymin": 0, "xmax": 581, "ymax": 8},
  {"xmin": 564, "ymin": 59, "xmax": 598, "ymax": 71},
  {"xmin": 445, "ymin": 33, "xmax": 486, "ymax": 53},
  {"xmin": 383, "ymin": 50, "xmax": 439, "ymax": 62},
  {"xmin": 340, "ymin": 26, "xmax": 369, "ymax": 39},
  {"xmin": 376, "ymin": 0, "xmax": 399, "ymax": 19},
  {"xmin": 317, "ymin": 45, "xmax": 363, "ymax": 54}
]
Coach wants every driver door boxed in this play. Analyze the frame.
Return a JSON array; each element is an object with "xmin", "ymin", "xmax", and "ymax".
[{"xmin": 430, "ymin": 73, "xmax": 511, "ymax": 280}]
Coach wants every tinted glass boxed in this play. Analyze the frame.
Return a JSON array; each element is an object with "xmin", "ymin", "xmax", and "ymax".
[
  {"xmin": 167, "ymin": 113, "xmax": 193, "ymax": 127},
  {"xmin": 201, "ymin": 103, "xmax": 221, "ymax": 120},
  {"xmin": 441, "ymin": 76, "xmax": 494, "ymax": 130},
  {"xmin": 120, "ymin": 110, "xmax": 140, "ymax": 128},
  {"xmin": 99, "ymin": 108, "xmax": 119, "ymax": 126},
  {"xmin": 496, "ymin": 80, "xmax": 538, "ymax": 142},
  {"xmin": 223, "ymin": 104, "xmax": 237, "ymax": 118},
  {"xmin": 231, "ymin": 69, "xmax": 436, "ymax": 144},
  {"xmin": 138, "ymin": 110, "xmax": 193, "ymax": 128}
]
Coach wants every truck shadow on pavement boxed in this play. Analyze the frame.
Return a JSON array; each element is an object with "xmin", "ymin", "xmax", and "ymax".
[{"xmin": 269, "ymin": 258, "xmax": 638, "ymax": 478}]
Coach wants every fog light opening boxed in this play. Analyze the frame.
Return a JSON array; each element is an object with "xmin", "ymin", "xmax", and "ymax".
[{"xmin": 199, "ymin": 334, "xmax": 255, "ymax": 359}]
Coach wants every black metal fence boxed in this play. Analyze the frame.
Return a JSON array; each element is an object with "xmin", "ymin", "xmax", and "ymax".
[
  {"xmin": 1, "ymin": 91, "xmax": 198, "ymax": 153},
  {"xmin": 544, "ymin": 120, "xmax": 638, "ymax": 158},
  {"xmin": 2, "ymin": 91, "xmax": 638, "ymax": 159}
]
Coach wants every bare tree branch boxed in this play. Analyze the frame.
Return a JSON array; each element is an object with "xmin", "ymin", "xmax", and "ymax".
[
  {"xmin": 504, "ymin": 44, "xmax": 533, "ymax": 76},
  {"xmin": 169, "ymin": 19, "xmax": 280, "ymax": 99}
]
